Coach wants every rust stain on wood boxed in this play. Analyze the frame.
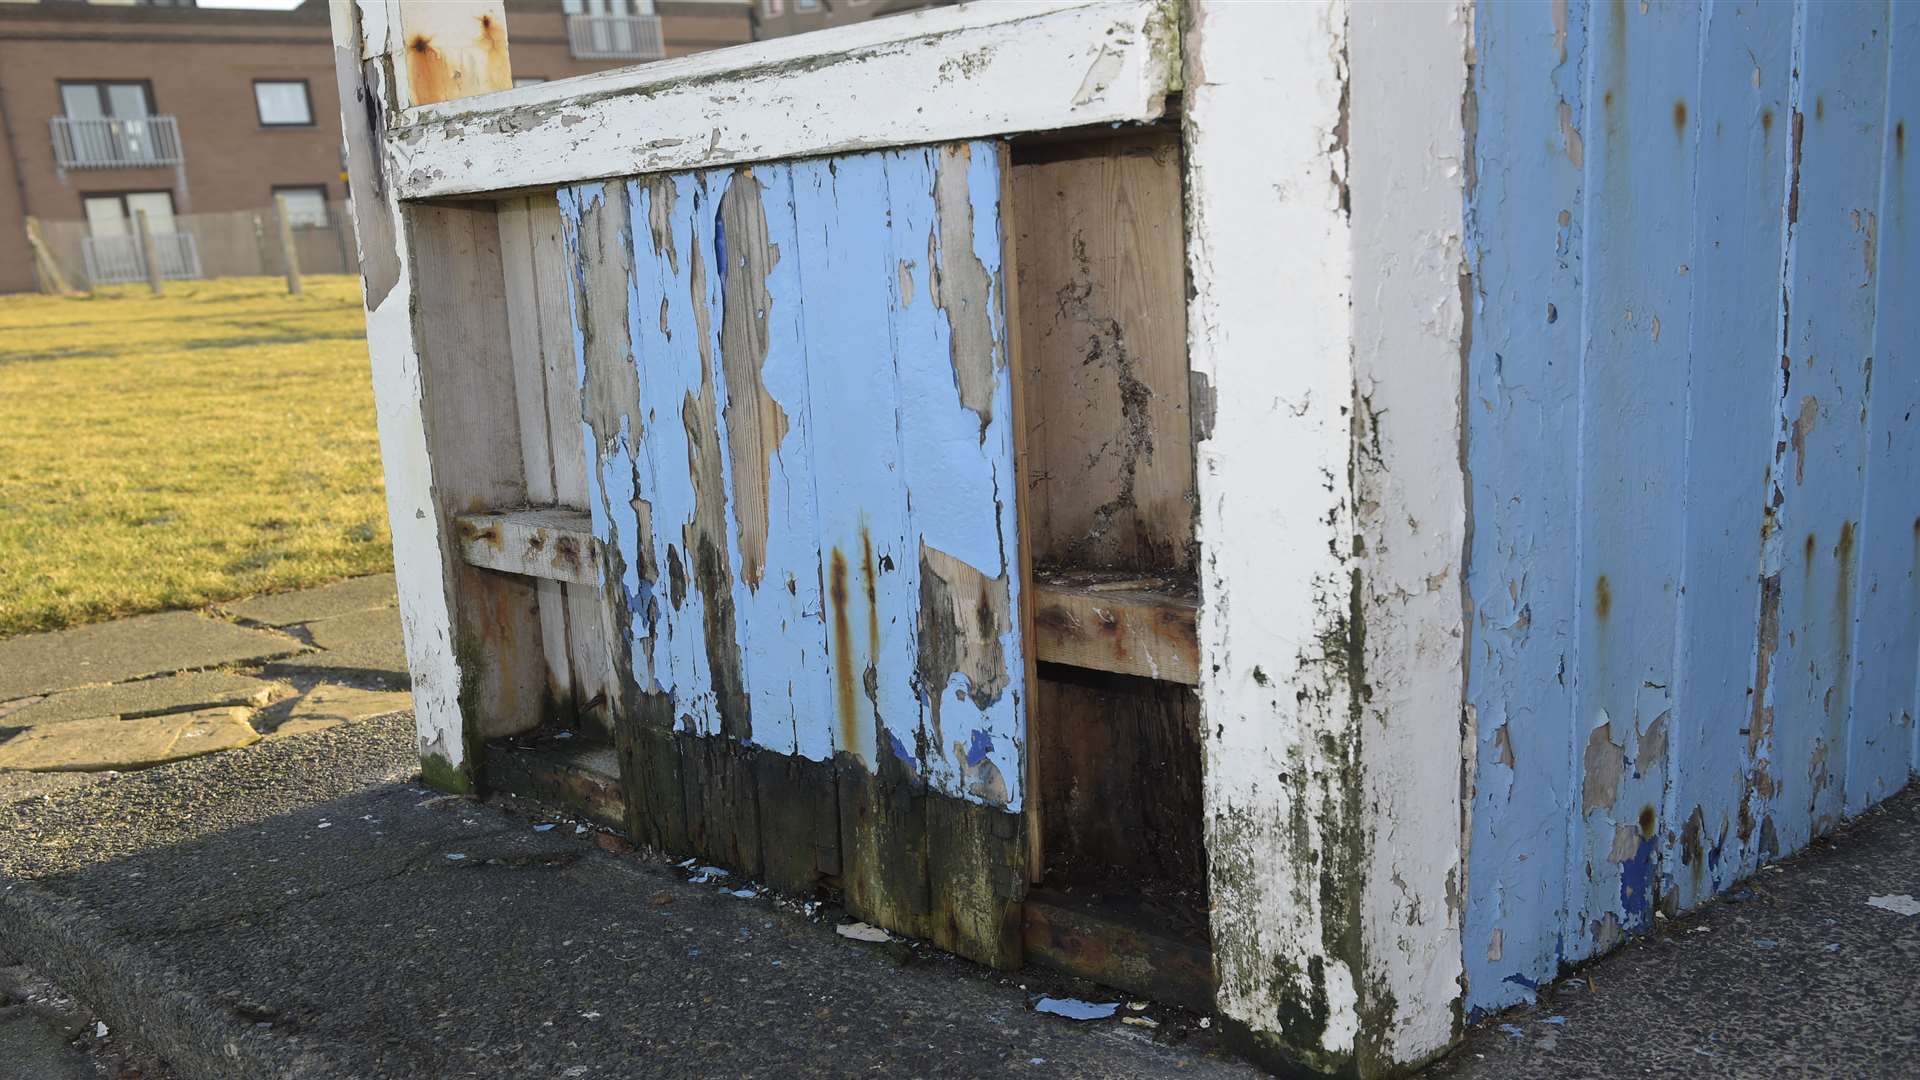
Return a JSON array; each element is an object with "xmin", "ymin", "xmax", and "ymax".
[
  {"xmin": 717, "ymin": 171, "xmax": 791, "ymax": 591},
  {"xmin": 830, "ymin": 547, "xmax": 857, "ymax": 754}
]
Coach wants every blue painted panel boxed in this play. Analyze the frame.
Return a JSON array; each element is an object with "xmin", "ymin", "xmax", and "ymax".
[
  {"xmin": 1569, "ymin": 0, "xmax": 1702, "ymax": 956},
  {"xmin": 560, "ymin": 144, "xmax": 1024, "ymax": 809},
  {"xmin": 885, "ymin": 145, "xmax": 1026, "ymax": 807},
  {"xmin": 787, "ymin": 152, "xmax": 925, "ymax": 777},
  {"xmin": 1466, "ymin": 0, "xmax": 1918, "ymax": 1009},
  {"xmin": 1763, "ymin": 1, "xmax": 1889, "ymax": 853},
  {"xmin": 1462, "ymin": 0, "xmax": 1588, "ymax": 1014},
  {"xmin": 1666, "ymin": 0, "xmax": 1795, "ymax": 912},
  {"xmin": 1843, "ymin": 2, "xmax": 1918, "ymax": 813}
]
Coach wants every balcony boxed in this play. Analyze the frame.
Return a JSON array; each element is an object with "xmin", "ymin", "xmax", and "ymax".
[
  {"xmin": 566, "ymin": 13, "xmax": 665, "ymax": 61},
  {"xmin": 50, "ymin": 115, "xmax": 185, "ymax": 170}
]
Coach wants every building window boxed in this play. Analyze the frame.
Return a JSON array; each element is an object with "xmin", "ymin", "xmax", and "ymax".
[
  {"xmin": 253, "ymin": 81, "xmax": 314, "ymax": 127},
  {"xmin": 796, "ymin": 0, "xmax": 819, "ymax": 10},
  {"xmin": 81, "ymin": 191, "xmax": 176, "ymax": 237},
  {"xmin": 513, "ymin": 76, "xmax": 548, "ymax": 87},
  {"xmin": 763, "ymin": 0, "xmax": 784, "ymax": 15},
  {"xmin": 59, "ymin": 81, "xmax": 154, "ymax": 121},
  {"xmin": 273, "ymin": 185, "xmax": 330, "ymax": 228}
]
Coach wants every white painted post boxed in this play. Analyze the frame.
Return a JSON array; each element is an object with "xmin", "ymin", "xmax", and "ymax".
[
  {"xmin": 1184, "ymin": 0, "xmax": 1469, "ymax": 1073},
  {"xmin": 275, "ymin": 194, "xmax": 303, "ymax": 296},
  {"xmin": 135, "ymin": 208, "xmax": 164, "ymax": 296}
]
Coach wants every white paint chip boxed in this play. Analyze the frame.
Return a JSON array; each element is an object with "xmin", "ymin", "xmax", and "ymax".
[
  {"xmin": 1034, "ymin": 997, "xmax": 1118, "ymax": 1021},
  {"xmin": 835, "ymin": 921, "xmax": 891, "ymax": 943},
  {"xmin": 1867, "ymin": 894, "xmax": 1920, "ymax": 916}
]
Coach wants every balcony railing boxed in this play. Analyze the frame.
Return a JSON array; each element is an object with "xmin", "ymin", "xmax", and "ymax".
[
  {"xmin": 567, "ymin": 13, "xmax": 665, "ymax": 61},
  {"xmin": 50, "ymin": 115, "xmax": 185, "ymax": 169},
  {"xmin": 81, "ymin": 233, "xmax": 203, "ymax": 286}
]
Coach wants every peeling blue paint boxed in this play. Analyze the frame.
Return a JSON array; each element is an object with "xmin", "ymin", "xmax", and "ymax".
[
  {"xmin": 556, "ymin": 143, "xmax": 1024, "ymax": 811},
  {"xmin": 1465, "ymin": 0, "xmax": 1917, "ymax": 1013}
]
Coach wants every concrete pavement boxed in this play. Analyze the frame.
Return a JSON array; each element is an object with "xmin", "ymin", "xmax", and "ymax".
[{"xmin": 0, "ymin": 575, "xmax": 411, "ymax": 793}]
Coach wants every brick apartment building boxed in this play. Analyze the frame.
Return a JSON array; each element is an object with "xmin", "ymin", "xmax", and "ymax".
[{"xmin": 0, "ymin": 0, "xmax": 940, "ymax": 295}]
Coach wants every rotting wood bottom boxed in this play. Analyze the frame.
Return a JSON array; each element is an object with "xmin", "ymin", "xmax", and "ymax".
[
  {"xmin": 481, "ymin": 736, "xmax": 1213, "ymax": 1013},
  {"xmin": 483, "ymin": 732, "xmax": 625, "ymax": 831},
  {"xmin": 1022, "ymin": 882, "xmax": 1216, "ymax": 1013}
]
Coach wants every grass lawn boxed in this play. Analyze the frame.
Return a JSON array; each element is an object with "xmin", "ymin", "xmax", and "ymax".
[{"xmin": 0, "ymin": 276, "xmax": 391, "ymax": 639}]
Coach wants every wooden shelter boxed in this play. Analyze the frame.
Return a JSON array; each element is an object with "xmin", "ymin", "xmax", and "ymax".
[{"xmin": 333, "ymin": 2, "xmax": 1919, "ymax": 1074}]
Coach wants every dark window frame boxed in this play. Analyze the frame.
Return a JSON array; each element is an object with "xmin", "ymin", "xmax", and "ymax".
[
  {"xmin": 252, "ymin": 78, "xmax": 316, "ymax": 129},
  {"xmin": 56, "ymin": 79, "xmax": 157, "ymax": 118},
  {"xmin": 271, "ymin": 183, "xmax": 331, "ymax": 228}
]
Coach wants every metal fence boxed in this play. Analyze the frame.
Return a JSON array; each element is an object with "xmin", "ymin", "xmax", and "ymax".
[
  {"xmin": 37, "ymin": 202, "xmax": 358, "ymax": 289},
  {"xmin": 80, "ymin": 232, "xmax": 204, "ymax": 285}
]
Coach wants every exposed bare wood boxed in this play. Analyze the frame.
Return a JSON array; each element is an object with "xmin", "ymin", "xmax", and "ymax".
[
  {"xmin": 23, "ymin": 217, "xmax": 75, "ymax": 296},
  {"xmin": 454, "ymin": 509, "xmax": 603, "ymax": 587},
  {"xmin": 411, "ymin": 202, "xmax": 544, "ymax": 741},
  {"xmin": 134, "ymin": 209, "xmax": 163, "ymax": 297},
  {"xmin": 1012, "ymin": 133, "xmax": 1194, "ymax": 573},
  {"xmin": 1030, "ymin": 571, "xmax": 1198, "ymax": 685},
  {"xmin": 998, "ymin": 145, "xmax": 1047, "ymax": 884},
  {"xmin": 498, "ymin": 198, "xmax": 575, "ymax": 714}
]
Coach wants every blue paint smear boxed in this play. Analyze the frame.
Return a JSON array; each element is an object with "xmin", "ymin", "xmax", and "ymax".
[
  {"xmin": 1618, "ymin": 834, "xmax": 1657, "ymax": 930},
  {"xmin": 965, "ymin": 729, "xmax": 993, "ymax": 767},
  {"xmin": 887, "ymin": 731, "xmax": 916, "ymax": 765}
]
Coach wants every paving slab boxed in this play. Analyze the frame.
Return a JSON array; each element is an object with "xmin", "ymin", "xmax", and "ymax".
[
  {"xmin": 266, "ymin": 683, "xmax": 413, "ymax": 740},
  {"xmin": 0, "ymin": 671, "xmax": 288, "ymax": 729},
  {"xmin": 260, "ymin": 608, "xmax": 409, "ymax": 690},
  {"xmin": 0, "ymin": 708, "xmax": 260, "ymax": 773},
  {"xmin": 0, "ymin": 718, "xmax": 1258, "ymax": 1080},
  {"xmin": 0, "ymin": 613, "xmax": 302, "ymax": 701},
  {"xmin": 219, "ymin": 574, "xmax": 397, "ymax": 628}
]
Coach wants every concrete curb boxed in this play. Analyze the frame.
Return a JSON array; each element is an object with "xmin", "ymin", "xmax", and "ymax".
[{"xmin": 0, "ymin": 874, "xmax": 341, "ymax": 1080}]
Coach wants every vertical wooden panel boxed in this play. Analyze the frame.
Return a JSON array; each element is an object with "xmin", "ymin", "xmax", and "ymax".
[
  {"xmin": 1567, "ymin": 0, "xmax": 1701, "ymax": 957},
  {"xmin": 1761, "ymin": 3, "xmax": 1889, "ymax": 854},
  {"xmin": 788, "ymin": 151, "xmax": 932, "ymax": 940},
  {"xmin": 1462, "ymin": 0, "xmax": 1587, "ymax": 1013},
  {"xmin": 1665, "ymin": 0, "xmax": 1796, "ymax": 914},
  {"xmin": 1845, "ymin": 3, "xmax": 1920, "ymax": 810},
  {"xmin": 887, "ymin": 144, "xmax": 1028, "ymax": 963},
  {"xmin": 1011, "ymin": 134, "xmax": 1194, "ymax": 573},
  {"xmin": 410, "ymin": 202, "xmax": 545, "ymax": 741},
  {"xmin": 498, "ymin": 197, "xmax": 576, "ymax": 722}
]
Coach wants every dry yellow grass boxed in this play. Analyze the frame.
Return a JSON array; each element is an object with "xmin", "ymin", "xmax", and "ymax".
[{"xmin": 0, "ymin": 276, "xmax": 390, "ymax": 638}]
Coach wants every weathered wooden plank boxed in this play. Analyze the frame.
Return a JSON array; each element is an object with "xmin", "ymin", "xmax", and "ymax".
[
  {"xmin": 497, "ymin": 198, "xmax": 577, "ymax": 717},
  {"xmin": 1034, "ymin": 665, "xmax": 1205, "ymax": 891},
  {"xmin": 705, "ymin": 164, "xmax": 836, "ymax": 763},
  {"xmin": 453, "ymin": 509, "xmax": 602, "ymax": 587},
  {"xmin": 1844, "ymin": 3, "xmax": 1920, "ymax": 811},
  {"xmin": 387, "ymin": 0, "xmax": 1177, "ymax": 200},
  {"xmin": 395, "ymin": 0, "xmax": 510, "ymax": 108},
  {"xmin": 1461, "ymin": 0, "xmax": 1587, "ymax": 1014},
  {"xmin": 788, "ymin": 150, "xmax": 931, "ymax": 941},
  {"xmin": 525, "ymin": 194, "xmax": 619, "ymax": 730},
  {"xmin": 1664, "ymin": 0, "xmax": 1796, "ymax": 914},
  {"xmin": 1012, "ymin": 133, "xmax": 1193, "ymax": 573},
  {"xmin": 887, "ymin": 144, "xmax": 1029, "ymax": 966},
  {"xmin": 1029, "ymin": 573, "xmax": 1197, "ymax": 685},
  {"xmin": 409, "ymin": 202, "xmax": 547, "ymax": 744},
  {"xmin": 1763, "ymin": 4, "xmax": 1891, "ymax": 851},
  {"xmin": 1022, "ymin": 887, "xmax": 1214, "ymax": 1013}
]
